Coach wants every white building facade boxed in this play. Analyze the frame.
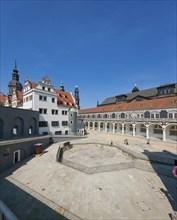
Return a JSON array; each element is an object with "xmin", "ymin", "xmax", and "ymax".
[
  {"xmin": 79, "ymin": 84, "xmax": 177, "ymax": 142},
  {"xmin": 22, "ymin": 76, "xmax": 78, "ymax": 135}
]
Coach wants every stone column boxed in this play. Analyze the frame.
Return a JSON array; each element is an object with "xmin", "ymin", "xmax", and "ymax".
[
  {"xmin": 93, "ymin": 122, "xmax": 95, "ymax": 130},
  {"xmin": 105, "ymin": 123, "xmax": 107, "ymax": 132},
  {"xmin": 146, "ymin": 125, "xmax": 149, "ymax": 139},
  {"xmin": 88, "ymin": 122, "xmax": 90, "ymax": 130},
  {"xmin": 112, "ymin": 123, "xmax": 115, "ymax": 133},
  {"xmin": 98, "ymin": 122, "xmax": 101, "ymax": 131},
  {"xmin": 162, "ymin": 126, "xmax": 166, "ymax": 141},
  {"xmin": 122, "ymin": 124, "xmax": 124, "ymax": 135},
  {"xmin": 133, "ymin": 124, "xmax": 136, "ymax": 137}
]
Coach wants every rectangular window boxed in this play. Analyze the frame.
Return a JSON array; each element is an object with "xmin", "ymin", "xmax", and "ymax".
[
  {"xmin": 62, "ymin": 121, "xmax": 68, "ymax": 126},
  {"xmin": 51, "ymin": 121, "xmax": 59, "ymax": 126},
  {"xmin": 156, "ymin": 114, "xmax": 159, "ymax": 118},
  {"xmin": 151, "ymin": 114, "xmax": 154, "ymax": 118},
  {"xmin": 52, "ymin": 98, "xmax": 55, "ymax": 103},
  {"xmin": 62, "ymin": 110, "xmax": 67, "ymax": 115},
  {"xmin": 55, "ymin": 131, "xmax": 62, "ymax": 135},
  {"xmin": 48, "ymin": 88, "xmax": 51, "ymax": 92},
  {"xmin": 174, "ymin": 113, "xmax": 177, "ymax": 118},
  {"xmin": 39, "ymin": 121, "xmax": 48, "ymax": 127},
  {"xmin": 39, "ymin": 108, "xmax": 47, "ymax": 114},
  {"xmin": 42, "ymin": 86, "xmax": 45, "ymax": 90},
  {"xmin": 39, "ymin": 95, "xmax": 47, "ymax": 101},
  {"xmin": 169, "ymin": 113, "xmax": 173, "ymax": 118},
  {"xmin": 51, "ymin": 109, "xmax": 58, "ymax": 115}
]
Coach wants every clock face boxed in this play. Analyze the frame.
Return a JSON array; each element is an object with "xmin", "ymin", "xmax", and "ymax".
[{"xmin": 131, "ymin": 112, "xmax": 137, "ymax": 119}]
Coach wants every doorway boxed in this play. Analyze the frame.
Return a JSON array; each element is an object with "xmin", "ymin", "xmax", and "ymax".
[{"xmin": 13, "ymin": 150, "xmax": 20, "ymax": 164}]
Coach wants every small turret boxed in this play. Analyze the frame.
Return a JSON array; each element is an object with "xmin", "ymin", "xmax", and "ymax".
[
  {"xmin": 132, "ymin": 84, "xmax": 139, "ymax": 93},
  {"xmin": 60, "ymin": 82, "xmax": 65, "ymax": 91},
  {"xmin": 74, "ymin": 84, "xmax": 80, "ymax": 109}
]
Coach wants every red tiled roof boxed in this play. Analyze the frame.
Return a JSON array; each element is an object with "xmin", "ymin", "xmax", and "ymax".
[
  {"xmin": 16, "ymin": 91, "xmax": 23, "ymax": 101},
  {"xmin": 0, "ymin": 94, "xmax": 6, "ymax": 105},
  {"xmin": 0, "ymin": 94, "xmax": 12, "ymax": 106},
  {"xmin": 29, "ymin": 81, "xmax": 38, "ymax": 89},
  {"xmin": 79, "ymin": 96, "xmax": 177, "ymax": 114},
  {"xmin": 55, "ymin": 89, "xmax": 77, "ymax": 108},
  {"xmin": 27, "ymin": 80, "xmax": 77, "ymax": 108}
]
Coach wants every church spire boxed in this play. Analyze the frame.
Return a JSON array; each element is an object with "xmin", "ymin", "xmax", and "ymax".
[
  {"xmin": 12, "ymin": 59, "xmax": 19, "ymax": 81},
  {"xmin": 14, "ymin": 58, "xmax": 17, "ymax": 70},
  {"xmin": 8, "ymin": 60, "xmax": 22, "ymax": 95}
]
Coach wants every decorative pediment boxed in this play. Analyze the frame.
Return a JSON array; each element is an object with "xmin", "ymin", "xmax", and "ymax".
[{"xmin": 41, "ymin": 76, "xmax": 51, "ymax": 85}]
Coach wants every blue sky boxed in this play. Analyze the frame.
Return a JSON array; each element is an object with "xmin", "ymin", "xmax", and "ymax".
[{"xmin": 0, "ymin": 0, "xmax": 176, "ymax": 108}]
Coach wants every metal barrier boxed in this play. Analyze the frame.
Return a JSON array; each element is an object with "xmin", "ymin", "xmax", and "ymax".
[{"xmin": 0, "ymin": 200, "xmax": 18, "ymax": 220}]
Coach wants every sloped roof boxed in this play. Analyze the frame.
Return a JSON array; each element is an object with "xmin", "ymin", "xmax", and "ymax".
[
  {"xmin": 100, "ymin": 83, "xmax": 177, "ymax": 106},
  {"xmin": 0, "ymin": 93, "xmax": 6, "ymax": 105},
  {"xmin": 16, "ymin": 91, "xmax": 23, "ymax": 101},
  {"xmin": 27, "ymin": 80, "xmax": 77, "ymax": 108},
  {"xmin": 0, "ymin": 94, "xmax": 12, "ymax": 106},
  {"xmin": 29, "ymin": 81, "xmax": 38, "ymax": 89},
  {"xmin": 101, "ymin": 87, "xmax": 158, "ymax": 105},
  {"xmin": 55, "ymin": 89, "xmax": 77, "ymax": 108},
  {"xmin": 79, "ymin": 96, "xmax": 177, "ymax": 114}
]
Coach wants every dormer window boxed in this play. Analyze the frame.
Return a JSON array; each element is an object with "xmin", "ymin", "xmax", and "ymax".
[
  {"xmin": 158, "ymin": 84, "xmax": 175, "ymax": 95},
  {"xmin": 115, "ymin": 94, "xmax": 127, "ymax": 103}
]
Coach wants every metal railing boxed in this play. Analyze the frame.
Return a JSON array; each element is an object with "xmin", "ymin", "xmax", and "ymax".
[
  {"xmin": 81, "ymin": 118, "xmax": 177, "ymax": 123},
  {"xmin": 0, "ymin": 200, "xmax": 18, "ymax": 220}
]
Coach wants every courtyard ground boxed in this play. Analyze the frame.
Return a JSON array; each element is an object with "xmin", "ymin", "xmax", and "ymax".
[{"xmin": 0, "ymin": 131, "xmax": 177, "ymax": 219}]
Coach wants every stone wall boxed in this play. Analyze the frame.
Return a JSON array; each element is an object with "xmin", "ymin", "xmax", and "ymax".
[{"xmin": 0, "ymin": 135, "xmax": 51, "ymax": 173}]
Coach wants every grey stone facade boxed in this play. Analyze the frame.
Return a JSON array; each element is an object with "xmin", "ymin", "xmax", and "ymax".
[
  {"xmin": 68, "ymin": 108, "xmax": 84, "ymax": 135},
  {"xmin": 0, "ymin": 106, "xmax": 39, "ymax": 140},
  {"xmin": 0, "ymin": 136, "xmax": 51, "ymax": 173}
]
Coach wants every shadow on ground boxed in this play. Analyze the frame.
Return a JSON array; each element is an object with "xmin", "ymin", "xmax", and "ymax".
[
  {"xmin": 0, "ymin": 146, "xmax": 70, "ymax": 220},
  {"xmin": 143, "ymin": 150, "xmax": 177, "ymax": 213},
  {"xmin": 0, "ymin": 178, "xmax": 68, "ymax": 220}
]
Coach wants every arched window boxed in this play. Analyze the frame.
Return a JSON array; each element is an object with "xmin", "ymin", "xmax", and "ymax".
[
  {"xmin": 140, "ymin": 124, "xmax": 146, "ymax": 132},
  {"xmin": 12, "ymin": 117, "xmax": 24, "ymax": 137},
  {"xmin": 153, "ymin": 125, "xmax": 162, "ymax": 134},
  {"xmin": 121, "ymin": 113, "xmax": 125, "ymax": 118},
  {"xmin": 144, "ymin": 111, "xmax": 150, "ymax": 118},
  {"xmin": 160, "ymin": 110, "xmax": 167, "ymax": 118},
  {"xmin": 104, "ymin": 114, "xmax": 108, "ymax": 118},
  {"xmin": 170, "ymin": 125, "xmax": 177, "ymax": 136},
  {"xmin": 111, "ymin": 113, "xmax": 115, "ymax": 118}
]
